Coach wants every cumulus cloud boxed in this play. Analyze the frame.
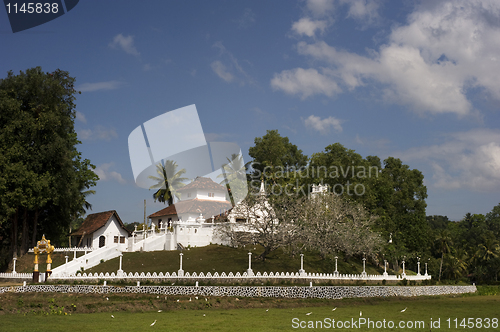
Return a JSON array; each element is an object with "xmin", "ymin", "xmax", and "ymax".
[
  {"xmin": 292, "ymin": 17, "xmax": 328, "ymax": 37},
  {"xmin": 211, "ymin": 61, "xmax": 233, "ymax": 82},
  {"xmin": 95, "ymin": 163, "xmax": 126, "ymax": 184},
  {"xmin": 340, "ymin": 0, "xmax": 381, "ymax": 26},
  {"xmin": 304, "ymin": 115, "xmax": 343, "ymax": 134},
  {"xmin": 271, "ymin": 68, "xmax": 340, "ymax": 99},
  {"xmin": 306, "ymin": 0, "xmax": 335, "ymax": 18},
  {"xmin": 275, "ymin": 0, "xmax": 500, "ymax": 117},
  {"xmin": 109, "ymin": 34, "xmax": 140, "ymax": 57},
  {"xmin": 77, "ymin": 80, "xmax": 123, "ymax": 92},
  {"xmin": 78, "ymin": 125, "xmax": 118, "ymax": 141},
  {"xmin": 397, "ymin": 129, "xmax": 500, "ymax": 191}
]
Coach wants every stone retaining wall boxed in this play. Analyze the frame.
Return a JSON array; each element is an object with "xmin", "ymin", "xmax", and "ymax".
[{"xmin": 0, "ymin": 284, "xmax": 476, "ymax": 299}]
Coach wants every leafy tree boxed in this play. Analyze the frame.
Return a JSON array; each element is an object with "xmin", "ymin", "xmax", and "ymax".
[
  {"xmin": 307, "ymin": 144, "xmax": 428, "ymax": 257},
  {"xmin": 148, "ymin": 160, "xmax": 188, "ymax": 205},
  {"xmin": 0, "ymin": 67, "xmax": 98, "ymax": 266},
  {"xmin": 248, "ymin": 130, "xmax": 307, "ymax": 186}
]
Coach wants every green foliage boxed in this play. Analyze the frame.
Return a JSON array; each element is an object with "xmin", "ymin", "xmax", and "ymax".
[
  {"xmin": 0, "ymin": 67, "xmax": 98, "ymax": 267},
  {"xmin": 149, "ymin": 160, "xmax": 188, "ymax": 205},
  {"xmin": 248, "ymin": 129, "xmax": 307, "ymax": 185}
]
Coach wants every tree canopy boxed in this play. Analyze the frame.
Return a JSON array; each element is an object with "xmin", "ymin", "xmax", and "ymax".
[{"xmin": 0, "ymin": 67, "xmax": 98, "ymax": 269}]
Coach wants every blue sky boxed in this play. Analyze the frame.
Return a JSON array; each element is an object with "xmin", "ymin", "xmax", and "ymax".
[{"xmin": 1, "ymin": 0, "xmax": 499, "ymax": 223}]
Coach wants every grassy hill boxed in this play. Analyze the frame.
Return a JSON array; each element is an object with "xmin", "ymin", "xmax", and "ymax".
[
  {"xmin": 8, "ymin": 245, "xmax": 412, "ymax": 277},
  {"xmin": 86, "ymin": 245, "xmax": 401, "ymax": 276}
]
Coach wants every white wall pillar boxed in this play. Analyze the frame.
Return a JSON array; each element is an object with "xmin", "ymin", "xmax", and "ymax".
[
  {"xmin": 299, "ymin": 254, "xmax": 305, "ymax": 276},
  {"xmin": 12, "ymin": 258, "xmax": 17, "ymax": 274},
  {"xmin": 247, "ymin": 252, "xmax": 254, "ymax": 276},
  {"xmin": 334, "ymin": 256, "xmax": 339, "ymax": 277},
  {"xmin": 361, "ymin": 258, "xmax": 367, "ymax": 277},
  {"xmin": 118, "ymin": 253, "xmax": 123, "ymax": 276},
  {"xmin": 178, "ymin": 253, "xmax": 184, "ymax": 277},
  {"xmin": 383, "ymin": 260, "xmax": 388, "ymax": 277},
  {"xmin": 417, "ymin": 257, "xmax": 421, "ymax": 276}
]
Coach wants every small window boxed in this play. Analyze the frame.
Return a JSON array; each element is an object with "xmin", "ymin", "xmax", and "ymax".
[
  {"xmin": 208, "ymin": 192, "xmax": 215, "ymax": 197},
  {"xmin": 236, "ymin": 218, "xmax": 246, "ymax": 223},
  {"xmin": 120, "ymin": 236, "xmax": 125, "ymax": 243},
  {"xmin": 114, "ymin": 236, "xmax": 118, "ymax": 243},
  {"xmin": 187, "ymin": 193, "xmax": 191, "ymax": 198}
]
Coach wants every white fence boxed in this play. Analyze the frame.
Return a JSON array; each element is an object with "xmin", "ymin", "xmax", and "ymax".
[
  {"xmin": 49, "ymin": 270, "xmax": 431, "ymax": 282},
  {"xmin": 28, "ymin": 247, "xmax": 96, "ymax": 253},
  {"xmin": 0, "ymin": 272, "xmax": 33, "ymax": 279}
]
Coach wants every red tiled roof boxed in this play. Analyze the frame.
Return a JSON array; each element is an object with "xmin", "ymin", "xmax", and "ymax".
[
  {"xmin": 71, "ymin": 210, "xmax": 131, "ymax": 236},
  {"xmin": 177, "ymin": 177, "xmax": 226, "ymax": 192},
  {"xmin": 148, "ymin": 199, "xmax": 232, "ymax": 218}
]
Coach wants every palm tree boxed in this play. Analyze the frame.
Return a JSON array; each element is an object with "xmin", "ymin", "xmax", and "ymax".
[
  {"xmin": 435, "ymin": 230, "xmax": 452, "ymax": 281},
  {"xmin": 149, "ymin": 160, "xmax": 188, "ymax": 205},
  {"xmin": 82, "ymin": 189, "xmax": 96, "ymax": 211},
  {"xmin": 217, "ymin": 153, "xmax": 250, "ymax": 205},
  {"xmin": 443, "ymin": 252, "xmax": 468, "ymax": 280}
]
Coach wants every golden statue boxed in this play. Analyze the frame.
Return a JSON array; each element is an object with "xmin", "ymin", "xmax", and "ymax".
[{"xmin": 32, "ymin": 235, "xmax": 55, "ymax": 282}]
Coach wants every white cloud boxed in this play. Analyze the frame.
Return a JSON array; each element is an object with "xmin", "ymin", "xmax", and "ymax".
[
  {"xmin": 304, "ymin": 115, "xmax": 343, "ymax": 134},
  {"xmin": 211, "ymin": 42, "xmax": 254, "ymax": 85},
  {"xmin": 235, "ymin": 8, "xmax": 255, "ymax": 28},
  {"xmin": 77, "ymin": 81, "xmax": 123, "ymax": 92},
  {"xmin": 397, "ymin": 129, "xmax": 500, "ymax": 191},
  {"xmin": 292, "ymin": 17, "xmax": 328, "ymax": 37},
  {"xmin": 95, "ymin": 163, "xmax": 126, "ymax": 184},
  {"xmin": 306, "ymin": 0, "xmax": 335, "ymax": 18},
  {"xmin": 276, "ymin": 0, "xmax": 500, "ymax": 117},
  {"xmin": 142, "ymin": 63, "xmax": 152, "ymax": 71},
  {"xmin": 75, "ymin": 111, "xmax": 86, "ymax": 123},
  {"xmin": 109, "ymin": 34, "xmax": 140, "ymax": 57},
  {"xmin": 211, "ymin": 60, "xmax": 233, "ymax": 82},
  {"xmin": 271, "ymin": 68, "xmax": 340, "ymax": 99},
  {"xmin": 340, "ymin": 0, "xmax": 381, "ymax": 26},
  {"xmin": 78, "ymin": 125, "xmax": 118, "ymax": 141}
]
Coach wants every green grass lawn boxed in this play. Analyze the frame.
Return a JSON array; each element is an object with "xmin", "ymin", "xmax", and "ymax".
[
  {"xmin": 85, "ymin": 245, "xmax": 398, "ymax": 277},
  {"xmin": 10, "ymin": 245, "xmax": 415, "ymax": 279},
  {"xmin": 1, "ymin": 295, "xmax": 499, "ymax": 331}
]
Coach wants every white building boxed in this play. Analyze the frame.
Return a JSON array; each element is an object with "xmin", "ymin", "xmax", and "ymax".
[
  {"xmin": 70, "ymin": 210, "xmax": 131, "ymax": 249},
  {"xmin": 144, "ymin": 177, "xmax": 233, "ymax": 249}
]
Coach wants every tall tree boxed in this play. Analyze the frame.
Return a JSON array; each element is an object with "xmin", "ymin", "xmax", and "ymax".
[
  {"xmin": 0, "ymin": 67, "xmax": 98, "ymax": 267},
  {"xmin": 149, "ymin": 160, "xmax": 187, "ymax": 205},
  {"xmin": 248, "ymin": 130, "xmax": 307, "ymax": 186}
]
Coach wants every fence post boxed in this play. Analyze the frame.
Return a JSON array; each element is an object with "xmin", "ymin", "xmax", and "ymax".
[
  {"xmin": 247, "ymin": 252, "xmax": 254, "ymax": 276},
  {"xmin": 118, "ymin": 253, "xmax": 124, "ymax": 276},
  {"xmin": 299, "ymin": 254, "xmax": 305, "ymax": 276},
  {"xmin": 178, "ymin": 253, "xmax": 184, "ymax": 277}
]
